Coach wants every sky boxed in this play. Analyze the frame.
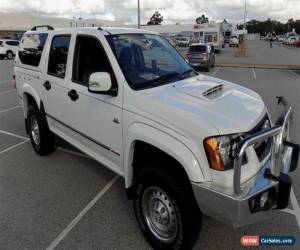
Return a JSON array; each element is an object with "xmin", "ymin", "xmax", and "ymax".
[{"xmin": 0, "ymin": 0, "xmax": 299, "ymax": 24}]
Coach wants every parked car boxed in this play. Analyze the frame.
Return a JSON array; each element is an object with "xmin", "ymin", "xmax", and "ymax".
[
  {"xmin": 15, "ymin": 26, "xmax": 298, "ymax": 250},
  {"xmin": 0, "ymin": 39, "xmax": 19, "ymax": 59},
  {"xmin": 186, "ymin": 43, "xmax": 215, "ymax": 71},
  {"xmin": 287, "ymin": 36, "xmax": 298, "ymax": 45},
  {"xmin": 277, "ymin": 35, "xmax": 284, "ymax": 42},
  {"xmin": 229, "ymin": 36, "xmax": 239, "ymax": 47},
  {"xmin": 176, "ymin": 37, "xmax": 190, "ymax": 47}
]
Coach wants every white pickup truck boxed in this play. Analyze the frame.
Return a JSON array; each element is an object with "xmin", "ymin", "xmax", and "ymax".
[{"xmin": 15, "ymin": 26, "xmax": 298, "ymax": 250}]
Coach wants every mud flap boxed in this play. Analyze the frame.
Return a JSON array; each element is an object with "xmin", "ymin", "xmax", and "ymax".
[
  {"xmin": 264, "ymin": 169, "xmax": 292, "ymax": 210},
  {"xmin": 276, "ymin": 173, "xmax": 292, "ymax": 209}
]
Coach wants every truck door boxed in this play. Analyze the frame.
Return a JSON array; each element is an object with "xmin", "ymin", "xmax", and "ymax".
[
  {"xmin": 65, "ymin": 34, "xmax": 123, "ymax": 174},
  {"xmin": 42, "ymin": 34, "xmax": 73, "ymax": 135}
]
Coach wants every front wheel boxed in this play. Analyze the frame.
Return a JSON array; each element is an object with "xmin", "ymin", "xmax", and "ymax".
[{"xmin": 133, "ymin": 166, "xmax": 202, "ymax": 250}]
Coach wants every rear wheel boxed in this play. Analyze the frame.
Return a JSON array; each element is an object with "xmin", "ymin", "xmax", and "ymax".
[
  {"xmin": 133, "ymin": 165, "xmax": 202, "ymax": 250},
  {"xmin": 6, "ymin": 51, "xmax": 14, "ymax": 60},
  {"xmin": 27, "ymin": 104, "xmax": 54, "ymax": 155}
]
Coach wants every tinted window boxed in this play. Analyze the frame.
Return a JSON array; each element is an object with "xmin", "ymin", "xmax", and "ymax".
[
  {"xmin": 189, "ymin": 45, "xmax": 207, "ymax": 53},
  {"xmin": 18, "ymin": 33, "xmax": 48, "ymax": 66},
  {"xmin": 48, "ymin": 35, "xmax": 71, "ymax": 78},
  {"xmin": 72, "ymin": 35, "xmax": 112, "ymax": 85},
  {"xmin": 107, "ymin": 34, "xmax": 195, "ymax": 90},
  {"xmin": 6, "ymin": 41, "xmax": 19, "ymax": 46}
]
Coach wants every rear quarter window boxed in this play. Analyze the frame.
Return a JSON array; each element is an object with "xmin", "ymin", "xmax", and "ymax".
[{"xmin": 18, "ymin": 33, "xmax": 48, "ymax": 67}]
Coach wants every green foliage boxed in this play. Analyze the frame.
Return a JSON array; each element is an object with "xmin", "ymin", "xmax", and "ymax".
[
  {"xmin": 196, "ymin": 15, "xmax": 209, "ymax": 24},
  {"xmin": 245, "ymin": 18, "xmax": 300, "ymax": 35},
  {"xmin": 147, "ymin": 11, "xmax": 164, "ymax": 25}
]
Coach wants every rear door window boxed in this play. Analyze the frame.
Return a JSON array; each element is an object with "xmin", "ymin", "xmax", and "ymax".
[
  {"xmin": 18, "ymin": 33, "xmax": 48, "ymax": 66},
  {"xmin": 48, "ymin": 35, "xmax": 71, "ymax": 79},
  {"xmin": 6, "ymin": 41, "xmax": 19, "ymax": 46}
]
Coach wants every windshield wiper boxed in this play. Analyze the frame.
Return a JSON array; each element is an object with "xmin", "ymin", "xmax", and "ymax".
[
  {"xmin": 150, "ymin": 72, "xmax": 180, "ymax": 87},
  {"xmin": 180, "ymin": 69, "xmax": 197, "ymax": 79}
]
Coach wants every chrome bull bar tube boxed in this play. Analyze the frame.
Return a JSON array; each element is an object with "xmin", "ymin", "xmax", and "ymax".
[{"xmin": 233, "ymin": 107, "xmax": 292, "ymax": 196}]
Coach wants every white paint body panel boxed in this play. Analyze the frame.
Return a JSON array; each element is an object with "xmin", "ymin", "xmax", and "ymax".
[{"xmin": 15, "ymin": 27, "xmax": 267, "ymax": 191}]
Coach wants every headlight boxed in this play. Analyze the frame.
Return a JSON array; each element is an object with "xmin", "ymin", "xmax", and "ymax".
[{"xmin": 204, "ymin": 134, "xmax": 241, "ymax": 171}]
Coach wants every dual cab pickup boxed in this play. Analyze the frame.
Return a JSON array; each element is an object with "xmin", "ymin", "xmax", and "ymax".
[{"xmin": 15, "ymin": 26, "xmax": 298, "ymax": 250}]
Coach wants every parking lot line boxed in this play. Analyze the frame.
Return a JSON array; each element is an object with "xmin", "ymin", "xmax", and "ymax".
[
  {"xmin": 0, "ymin": 89, "xmax": 16, "ymax": 95},
  {"xmin": 0, "ymin": 129, "xmax": 28, "ymax": 140},
  {"xmin": 252, "ymin": 68, "xmax": 257, "ymax": 79},
  {"xmin": 46, "ymin": 175, "xmax": 119, "ymax": 250},
  {"xmin": 290, "ymin": 188, "xmax": 300, "ymax": 229},
  {"xmin": 0, "ymin": 106, "xmax": 21, "ymax": 114},
  {"xmin": 0, "ymin": 79, "xmax": 13, "ymax": 84},
  {"xmin": 280, "ymin": 208, "xmax": 295, "ymax": 215},
  {"xmin": 0, "ymin": 139, "xmax": 29, "ymax": 155},
  {"xmin": 212, "ymin": 67, "xmax": 221, "ymax": 77},
  {"xmin": 289, "ymin": 70, "xmax": 299, "ymax": 78}
]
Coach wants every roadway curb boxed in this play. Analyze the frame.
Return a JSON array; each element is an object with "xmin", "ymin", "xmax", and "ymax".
[{"xmin": 215, "ymin": 63, "xmax": 300, "ymax": 70}]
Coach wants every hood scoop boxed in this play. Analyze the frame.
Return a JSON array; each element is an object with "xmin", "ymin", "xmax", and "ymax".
[{"xmin": 202, "ymin": 84, "xmax": 224, "ymax": 99}]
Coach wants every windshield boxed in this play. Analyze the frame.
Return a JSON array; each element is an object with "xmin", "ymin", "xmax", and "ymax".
[{"xmin": 107, "ymin": 33, "xmax": 196, "ymax": 90}]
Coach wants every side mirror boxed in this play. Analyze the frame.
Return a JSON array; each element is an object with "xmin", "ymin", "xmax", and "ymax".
[{"xmin": 88, "ymin": 72, "xmax": 112, "ymax": 94}]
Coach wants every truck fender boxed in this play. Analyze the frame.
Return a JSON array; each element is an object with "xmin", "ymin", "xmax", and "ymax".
[
  {"xmin": 22, "ymin": 83, "xmax": 41, "ymax": 117},
  {"xmin": 124, "ymin": 123, "xmax": 205, "ymax": 188}
]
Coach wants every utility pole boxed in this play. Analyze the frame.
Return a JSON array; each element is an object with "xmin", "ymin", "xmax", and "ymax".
[
  {"xmin": 243, "ymin": 0, "xmax": 247, "ymax": 30},
  {"xmin": 137, "ymin": 0, "xmax": 140, "ymax": 29},
  {"xmin": 236, "ymin": 0, "xmax": 248, "ymax": 58}
]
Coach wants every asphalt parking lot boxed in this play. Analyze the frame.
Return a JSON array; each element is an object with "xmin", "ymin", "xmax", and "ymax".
[{"xmin": 0, "ymin": 47, "xmax": 300, "ymax": 249}]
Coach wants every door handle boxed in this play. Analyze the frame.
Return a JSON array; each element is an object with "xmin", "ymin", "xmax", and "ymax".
[
  {"xmin": 43, "ymin": 81, "xmax": 51, "ymax": 91},
  {"xmin": 68, "ymin": 89, "xmax": 79, "ymax": 101}
]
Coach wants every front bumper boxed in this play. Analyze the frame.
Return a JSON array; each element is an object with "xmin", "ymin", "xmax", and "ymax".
[{"xmin": 192, "ymin": 107, "xmax": 299, "ymax": 227}]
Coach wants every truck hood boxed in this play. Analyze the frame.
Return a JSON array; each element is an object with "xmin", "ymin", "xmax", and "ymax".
[{"xmin": 128, "ymin": 74, "xmax": 266, "ymax": 136}]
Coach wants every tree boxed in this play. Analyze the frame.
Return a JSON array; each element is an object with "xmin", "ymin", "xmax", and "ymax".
[
  {"xmin": 147, "ymin": 11, "xmax": 164, "ymax": 25},
  {"xmin": 237, "ymin": 23, "xmax": 244, "ymax": 30},
  {"xmin": 221, "ymin": 19, "xmax": 228, "ymax": 24},
  {"xmin": 196, "ymin": 14, "xmax": 209, "ymax": 24},
  {"xmin": 244, "ymin": 18, "xmax": 300, "ymax": 35}
]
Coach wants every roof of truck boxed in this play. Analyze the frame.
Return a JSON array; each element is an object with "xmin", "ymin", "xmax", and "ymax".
[{"xmin": 26, "ymin": 26, "xmax": 158, "ymax": 36}]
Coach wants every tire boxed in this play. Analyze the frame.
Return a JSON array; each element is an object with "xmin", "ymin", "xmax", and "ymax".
[
  {"xmin": 133, "ymin": 164, "xmax": 202, "ymax": 250},
  {"xmin": 27, "ymin": 104, "xmax": 54, "ymax": 155},
  {"xmin": 6, "ymin": 51, "xmax": 14, "ymax": 60},
  {"xmin": 204, "ymin": 67, "xmax": 209, "ymax": 72}
]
